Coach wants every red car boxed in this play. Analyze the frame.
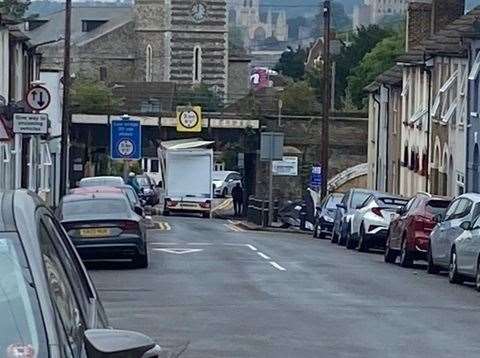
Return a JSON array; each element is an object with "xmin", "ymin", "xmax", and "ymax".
[{"xmin": 384, "ymin": 193, "xmax": 451, "ymax": 267}]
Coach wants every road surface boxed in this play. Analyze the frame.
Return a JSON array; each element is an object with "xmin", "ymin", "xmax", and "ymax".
[{"xmin": 89, "ymin": 216, "xmax": 480, "ymax": 357}]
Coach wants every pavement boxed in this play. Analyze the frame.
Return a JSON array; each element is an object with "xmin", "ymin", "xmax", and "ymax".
[{"xmin": 89, "ymin": 216, "xmax": 480, "ymax": 358}]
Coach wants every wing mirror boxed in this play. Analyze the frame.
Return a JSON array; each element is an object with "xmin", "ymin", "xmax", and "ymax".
[
  {"xmin": 433, "ymin": 213, "xmax": 444, "ymax": 223},
  {"xmin": 85, "ymin": 329, "xmax": 159, "ymax": 358},
  {"xmin": 336, "ymin": 203, "xmax": 347, "ymax": 210},
  {"xmin": 460, "ymin": 221, "xmax": 472, "ymax": 231},
  {"xmin": 356, "ymin": 204, "xmax": 364, "ymax": 210},
  {"xmin": 396, "ymin": 207, "xmax": 406, "ymax": 215},
  {"xmin": 134, "ymin": 206, "xmax": 144, "ymax": 216}
]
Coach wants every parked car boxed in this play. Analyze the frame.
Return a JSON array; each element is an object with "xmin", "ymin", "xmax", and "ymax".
[
  {"xmin": 78, "ymin": 175, "xmax": 125, "ymax": 187},
  {"xmin": 212, "ymin": 171, "xmax": 242, "ymax": 197},
  {"xmin": 385, "ymin": 193, "xmax": 451, "ymax": 267},
  {"xmin": 70, "ymin": 185, "xmax": 145, "ymax": 212},
  {"xmin": 136, "ymin": 174, "xmax": 160, "ymax": 205},
  {"xmin": 313, "ymin": 192, "xmax": 344, "ymax": 239},
  {"xmin": 349, "ymin": 193, "xmax": 408, "ymax": 251},
  {"xmin": 0, "ymin": 189, "xmax": 161, "ymax": 357},
  {"xmin": 332, "ymin": 188, "xmax": 376, "ymax": 246},
  {"xmin": 427, "ymin": 193, "xmax": 480, "ymax": 275},
  {"xmin": 57, "ymin": 192, "xmax": 149, "ymax": 268}
]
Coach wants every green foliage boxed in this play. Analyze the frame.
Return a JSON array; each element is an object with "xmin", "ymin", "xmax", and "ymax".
[
  {"xmin": 334, "ymin": 25, "xmax": 393, "ymax": 109},
  {"xmin": 305, "ymin": 67, "xmax": 324, "ymax": 99},
  {"xmin": 347, "ymin": 32, "xmax": 405, "ymax": 109},
  {"xmin": 312, "ymin": 1, "xmax": 352, "ymax": 37},
  {"xmin": 71, "ymin": 79, "xmax": 122, "ymax": 114},
  {"xmin": 176, "ymin": 83, "xmax": 223, "ymax": 112},
  {"xmin": 280, "ymin": 81, "xmax": 316, "ymax": 115},
  {"xmin": 274, "ymin": 47, "xmax": 307, "ymax": 81},
  {"xmin": 0, "ymin": 0, "xmax": 30, "ymax": 19}
]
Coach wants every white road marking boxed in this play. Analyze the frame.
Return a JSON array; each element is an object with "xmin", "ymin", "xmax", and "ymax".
[
  {"xmin": 246, "ymin": 244, "xmax": 258, "ymax": 251},
  {"xmin": 223, "ymin": 243, "xmax": 248, "ymax": 247},
  {"xmin": 257, "ymin": 252, "xmax": 271, "ymax": 260},
  {"xmin": 163, "ymin": 222, "xmax": 171, "ymax": 231},
  {"xmin": 269, "ymin": 261, "xmax": 286, "ymax": 271},
  {"xmin": 188, "ymin": 243, "xmax": 213, "ymax": 246},
  {"xmin": 152, "ymin": 248, "xmax": 204, "ymax": 255},
  {"xmin": 150, "ymin": 242, "xmax": 179, "ymax": 245}
]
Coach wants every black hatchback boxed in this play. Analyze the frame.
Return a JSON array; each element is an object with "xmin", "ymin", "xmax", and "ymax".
[{"xmin": 0, "ymin": 190, "xmax": 161, "ymax": 357}]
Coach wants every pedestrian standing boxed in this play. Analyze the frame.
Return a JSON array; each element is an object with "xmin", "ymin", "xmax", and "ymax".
[{"xmin": 232, "ymin": 183, "xmax": 244, "ymax": 216}]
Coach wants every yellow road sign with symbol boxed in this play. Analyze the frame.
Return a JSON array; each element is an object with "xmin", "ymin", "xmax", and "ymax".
[{"xmin": 177, "ymin": 106, "xmax": 202, "ymax": 132}]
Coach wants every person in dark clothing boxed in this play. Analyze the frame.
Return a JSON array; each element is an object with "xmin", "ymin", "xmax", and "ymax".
[{"xmin": 231, "ymin": 183, "xmax": 244, "ymax": 216}]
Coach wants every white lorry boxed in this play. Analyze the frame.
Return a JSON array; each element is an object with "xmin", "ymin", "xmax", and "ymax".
[{"xmin": 159, "ymin": 140, "xmax": 213, "ymax": 218}]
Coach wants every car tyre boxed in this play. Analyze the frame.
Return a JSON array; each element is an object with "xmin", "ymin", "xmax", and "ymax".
[
  {"xmin": 400, "ymin": 238, "xmax": 413, "ymax": 268},
  {"xmin": 475, "ymin": 259, "xmax": 480, "ymax": 292},
  {"xmin": 222, "ymin": 187, "xmax": 228, "ymax": 198},
  {"xmin": 426, "ymin": 245, "xmax": 439, "ymax": 274},
  {"xmin": 331, "ymin": 231, "xmax": 338, "ymax": 244},
  {"xmin": 313, "ymin": 223, "xmax": 319, "ymax": 238},
  {"xmin": 384, "ymin": 241, "xmax": 397, "ymax": 264},
  {"xmin": 358, "ymin": 224, "xmax": 369, "ymax": 252},
  {"xmin": 163, "ymin": 210, "xmax": 170, "ymax": 216},
  {"xmin": 338, "ymin": 222, "xmax": 349, "ymax": 246},
  {"xmin": 134, "ymin": 251, "xmax": 149, "ymax": 269},
  {"xmin": 448, "ymin": 250, "xmax": 463, "ymax": 284},
  {"xmin": 346, "ymin": 233, "xmax": 356, "ymax": 249},
  {"xmin": 202, "ymin": 212, "xmax": 210, "ymax": 219}
]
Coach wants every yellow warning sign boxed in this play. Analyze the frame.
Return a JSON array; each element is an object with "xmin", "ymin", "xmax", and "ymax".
[{"xmin": 176, "ymin": 106, "xmax": 202, "ymax": 132}]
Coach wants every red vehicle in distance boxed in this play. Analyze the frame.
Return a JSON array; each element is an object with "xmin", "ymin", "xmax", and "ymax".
[{"xmin": 384, "ymin": 193, "xmax": 451, "ymax": 267}]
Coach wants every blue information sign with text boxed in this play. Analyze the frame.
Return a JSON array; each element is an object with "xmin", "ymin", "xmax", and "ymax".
[{"xmin": 110, "ymin": 118, "xmax": 142, "ymax": 160}]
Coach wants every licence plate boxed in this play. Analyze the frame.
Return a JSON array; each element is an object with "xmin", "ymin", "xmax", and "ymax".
[{"xmin": 80, "ymin": 228, "xmax": 111, "ymax": 237}]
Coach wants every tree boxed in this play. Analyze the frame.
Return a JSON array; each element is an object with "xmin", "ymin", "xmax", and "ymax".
[
  {"xmin": 347, "ymin": 32, "xmax": 405, "ymax": 109},
  {"xmin": 0, "ymin": 0, "xmax": 30, "ymax": 19},
  {"xmin": 311, "ymin": 1, "xmax": 352, "ymax": 37},
  {"xmin": 334, "ymin": 25, "xmax": 392, "ymax": 109},
  {"xmin": 71, "ymin": 79, "xmax": 123, "ymax": 114},
  {"xmin": 176, "ymin": 83, "xmax": 223, "ymax": 112},
  {"xmin": 275, "ymin": 47, "xmax": 307, "ymax": 81},
  {"xmin": 280, "ymin": 81, "xmax": 316, "ymax": 115}
]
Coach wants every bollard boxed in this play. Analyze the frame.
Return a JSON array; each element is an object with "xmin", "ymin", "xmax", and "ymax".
[{"xmin": 299, "ymin": 203, "xmax": 307, "ymax": 231}]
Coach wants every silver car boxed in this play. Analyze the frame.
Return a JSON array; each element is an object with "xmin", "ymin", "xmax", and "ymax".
[
  {"xmin": 212, "ymin": 171, "xmax": 242, "ymax": 197},
  {"xmin": 79, "ymin": 176, "xmax": 125, "ymax": 187},
  {"xmin": 449, "ymin": 215, "xmax": 480, "ymax": 290},
  {"xmin": 428, "ymin": 193, "xmax": 480, "ymax": 275}
]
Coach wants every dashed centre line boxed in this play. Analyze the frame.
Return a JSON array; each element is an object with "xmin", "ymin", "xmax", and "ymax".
[
  {"xmin": 246, "ymin": 244, "xmax": 258, "ymax": 251},
  {"xmin": 257, "ymin": 252, "xmax": 271, "ymax": 260},
  {"xmin": 269, "ymin": 261, "xmax": 287, "ymax": 271}
]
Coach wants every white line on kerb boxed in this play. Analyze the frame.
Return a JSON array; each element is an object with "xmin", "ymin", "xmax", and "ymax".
[
  {"xmin": 246, "ymin": 244, "xmax": 258, "ymax": 251},
  {"xmin": 257, "ymin": 252, "xmax": 271, "ymax": 260},
  {"xmin": 269, "ymin": 261, "xmax": 287, "ymax": 271}
]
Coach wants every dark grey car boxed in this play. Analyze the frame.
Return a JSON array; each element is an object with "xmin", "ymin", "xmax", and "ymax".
[
  {"xmin": 0, "ymin": 190, "xmax": 161, "ymax": 357},
  {"xmin": 58, "ymin": 192, "xmax": 149, "ymax": 268},
  {"xmin": 331, "ymin": 188, "xmax": 375, "ymax": 246}
]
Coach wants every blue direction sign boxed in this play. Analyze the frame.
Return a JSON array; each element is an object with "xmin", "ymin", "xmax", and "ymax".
[
  {"xmin": 110, "ymin": 117, "xmax": 142, "ymax": 160},
  {"xmin": 310, "ymin": 166, "xmax": 322, "ymax": 190}
]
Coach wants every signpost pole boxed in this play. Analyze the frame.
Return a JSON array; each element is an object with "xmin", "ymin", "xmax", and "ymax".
[
  {"xmin": 14, "ymin": 134, "xmax": 22, "ymax": 189},
  {"xmin": 268, "ymin": 161, "xmax": 274, "ymax": 227},
  {"xmin": 123, "ymin": 160, "xmax": 129, "ymax": 181}
]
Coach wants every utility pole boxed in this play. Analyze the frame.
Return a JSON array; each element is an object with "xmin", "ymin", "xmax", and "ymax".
[
  {"xmin": 321, "ymin": 0, "xmax": 331, "ymax": 199},
  {"xmin": 60, "ymin": 0, "xmax": 72, "ymax": 197}
]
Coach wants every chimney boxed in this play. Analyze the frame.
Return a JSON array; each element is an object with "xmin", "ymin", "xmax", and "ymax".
[
  {"xmin": 406, "ymin": 1, "xmax": 432, "ymax": 52},
  {"xmin": 431, "ymin": 0, "xmax": 465, "ymax": 34}
]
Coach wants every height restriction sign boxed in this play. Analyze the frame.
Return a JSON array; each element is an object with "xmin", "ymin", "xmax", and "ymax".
[{"xmin": 176, "ymin": 106, "xmax": 202, "ymax": 132}]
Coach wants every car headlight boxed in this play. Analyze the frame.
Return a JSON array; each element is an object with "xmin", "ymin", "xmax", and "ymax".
[{"xmin": 323, "ymin": 216, "xmax": 334, "ymax": 223}]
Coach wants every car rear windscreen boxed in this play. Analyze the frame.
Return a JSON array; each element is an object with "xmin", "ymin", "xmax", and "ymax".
[
  {"xmin": 61, "ymin": 199, "xmax": 129, "ymax": 219},
  {"xmin": 326, "ymin": 195, "xmax": 343, "ymax": 209},
  {"xmin": 426, "ymin": 200, "xmax": 451, "ymax": 216},
  {"xmin": 378, "ymin": 198, "xmax": 409, "ymax": 208},
  {"xmin": 351, "ymin": 192, "xmax": 372, "ymax": 208}
]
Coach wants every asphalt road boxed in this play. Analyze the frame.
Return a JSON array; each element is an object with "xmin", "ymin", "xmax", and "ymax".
[{"xmin": 89, "ymin": 217, "xmax": 480, "ymax": 358}]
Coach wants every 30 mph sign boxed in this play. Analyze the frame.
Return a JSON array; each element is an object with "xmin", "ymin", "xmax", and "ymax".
[{"xmin": 26, "ymin": 86, "xmax": 51, "ymax": 111}]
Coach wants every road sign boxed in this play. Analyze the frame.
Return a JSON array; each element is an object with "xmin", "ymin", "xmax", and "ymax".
[
  {"xmin": 260, "ymin": 132, "xmax": 284, "ymax": 161},
  {"xmin": 110, "ymin": 117, "xmax": 141, "ymax": 160},
  {"xmin": 13, "ymin": 113, "xmax": 48, "ymax": 134},
  {"xmin": 310, "ymin": 166, "xmax": 322, "ymax": 189},
  {"xmin": 26, "ymin": 86, "xmax": 51, "ymax": 111},
  {"xmin": 177, "ymin": 106, "xmax": 202, "ymax": 132},
  {"xmin": 273, "ymin": 156, "xmax": 298, "ymax": 176}
]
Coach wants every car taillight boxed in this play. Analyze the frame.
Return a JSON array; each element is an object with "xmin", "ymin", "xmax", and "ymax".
[
  {"xmin": 120, "ymin": 221, "xmax": 139, "ymax": 231},
  {"xmin": 372, "ymin": 207, "xmax": 384, "ymax": 218},
  {"xmin": 6, "ymin": 344, "xmax": 36, "ymax": 358},
  {"xmin": 200, "ymin": 201, "xmax": 211, "ymax": 209},
  {"xmin": 413, "ymin": 216, "xmax": 431, "ymax": 232}
]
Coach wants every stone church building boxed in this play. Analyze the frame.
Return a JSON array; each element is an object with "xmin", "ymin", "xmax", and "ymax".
[{"xmin": 26, "ymin": 0, "xmax": 235, "ymax": 100}]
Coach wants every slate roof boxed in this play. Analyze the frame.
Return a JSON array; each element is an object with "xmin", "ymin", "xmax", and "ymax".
[
  {"xmin": 364, "ymin": 65, "xmax": 403, "ymax": 93},
  {"xmin": 111, "ymin": 82, "xmax": 177, "ymax": 114},
  {"xmin": 25, "ymin": 6, "xmax": 132, "ymax": 46}
]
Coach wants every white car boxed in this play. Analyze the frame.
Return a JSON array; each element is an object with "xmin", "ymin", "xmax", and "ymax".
[
  {"xmin": 78, "ymin": 176, "xmax": 125, "ymax": 187},
  {"xmin": 348, "ymin": 193, "xmax": 408, "ymax": 251},
  {"xmin": 212, "ymin": 171, "xmax": 242, "ymax": 197}
]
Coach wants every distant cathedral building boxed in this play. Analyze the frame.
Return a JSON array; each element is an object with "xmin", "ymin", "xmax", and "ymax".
[
  {"xmin": 353, "ymin": 0, "xmax": 408, "ymax": 29},
  {"xmin": 228, "ymin": 0, "xmax": 288, "ymax": 45}
]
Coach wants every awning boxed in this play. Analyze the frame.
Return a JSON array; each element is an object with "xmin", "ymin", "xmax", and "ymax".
[{"xmin": 160, "ymin": 138, "xmax": 214, "ymax": 150}]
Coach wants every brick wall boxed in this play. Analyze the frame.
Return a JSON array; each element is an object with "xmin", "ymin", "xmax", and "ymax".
[{"xmin": 407, "ymin": 2, "xmax": 432, "ymax": 51}]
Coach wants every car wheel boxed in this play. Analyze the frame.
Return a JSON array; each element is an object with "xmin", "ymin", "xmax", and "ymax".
[
  {"xmin": 134, "ymin": 250, "xmax": 149, "ymax": 269},
  {"xmin": 475, "ymin": 260, "xmax": 480, "ymax": 292},
  {"xmin": 222, "ymin": 187, "xmax": 228, "ymax": 197},
  {"xmin": 202, "ymin": 212, "xmax": 210, "ymax": 219},
  {"xmin": 384, "ymin": 240, "xmax": 397, "ymax": 264},
  {"xmin": 346, "ymin": 232, "xmax": 356, "ymax": 249},
  {"xmin": 163, "ymin": 209, "xmax": 170, "ymax": 216},
  {"xmin": 313, "ymin": 223, "xmax": 319, "ymax": 238},
  {"xmin": 448, "ymin": 250, "xmax": 463, "ymax": 284},
  {"xmin": 427, "ymin": 244, "xmax": 440, "ymax": 274},
  {"xmin": 400, "ymin": 237, "xmax": 413, "ymax": 268},
  {"xmin": 331, "ymin": 231, "xmax": 338, "ymax": 244},
  {"xmin": 338, "ymin": 222, "xmax": 349, "ymax": 246},
  {"xmin": 358, "ymin": 224, "xmax": 368, "ymax": 252}
]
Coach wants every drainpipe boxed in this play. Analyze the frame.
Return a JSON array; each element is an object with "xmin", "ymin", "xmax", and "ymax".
[
  {"xmin": 465, "ymin": 44, "xmax": 473, "ymax": 192},
  {"xmin": 424, "ymin": 57, "xmax": 433, "ymax": 193},
  {"xmin": 385, "ymin": 86, "xmax": 390, "ymax": 193},
  {"xmin": 373, "ymin": 94, "xmax": 381, "ymax": 190}
]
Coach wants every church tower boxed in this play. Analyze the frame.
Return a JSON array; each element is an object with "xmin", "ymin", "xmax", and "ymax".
[{"xmin": 133, "ymin": 0, "xmax": 169, "ymax": 82}]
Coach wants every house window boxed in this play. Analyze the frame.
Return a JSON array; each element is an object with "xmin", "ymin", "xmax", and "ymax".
[
  {"xmin": 193, "ymin": 46, "xmax": 202, "ymax": 83},
  {"xmin": 99, "ymin": 66, "xmax": 107, "ymax": 81},
  {"xmin": 145, "ymin": 45, "xmax": 153, "ymax": 82},
  {"xmin": 81, "ymin": 20, "xmax": 107, "ymax": 32}
]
